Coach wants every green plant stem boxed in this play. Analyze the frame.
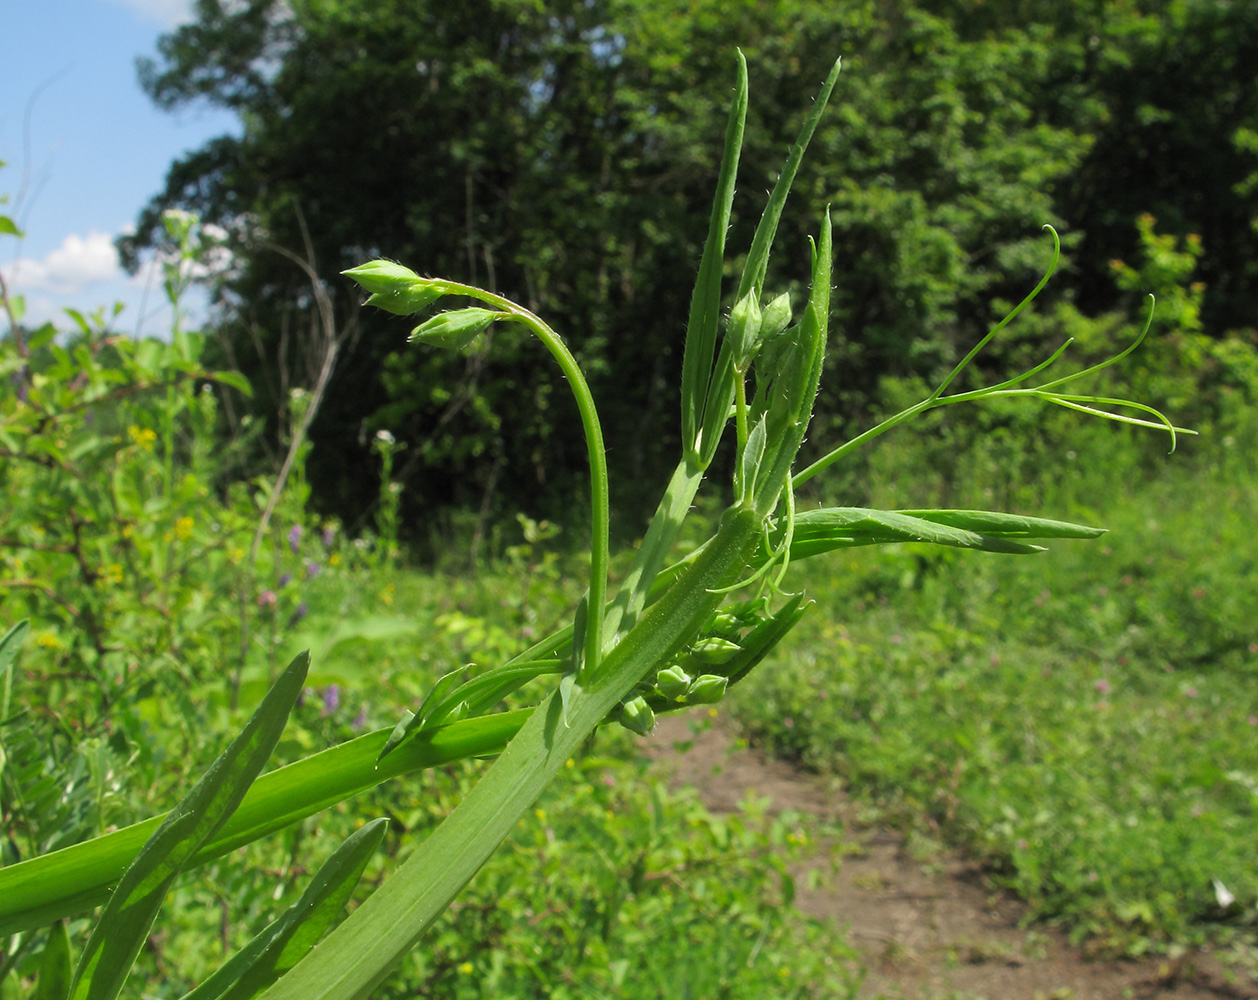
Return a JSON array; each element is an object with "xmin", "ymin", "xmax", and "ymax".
[
  {"xmin": 734, "ymin": 370, "xmax": 750, "ymax": 457},
  {"xmin": 0, "ymin": 711, "xmax": 529, "ymax": 936},
  {"xmin": 438, "ymin": 281, "xmax": 609, "ymax": 679},
  {"xmin": 258, "ymin": 505, "xmax": 763, "ymax": 1000}
]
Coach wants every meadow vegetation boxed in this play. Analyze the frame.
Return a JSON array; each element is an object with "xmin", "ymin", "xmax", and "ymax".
[{"xmin": 4, "ymin": 9, "xmax": 1258, "ymax": 993}]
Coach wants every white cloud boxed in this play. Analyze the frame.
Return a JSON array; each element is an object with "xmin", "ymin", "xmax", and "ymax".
[
  {"xmin": 1, "ymin": 228, "xmax": 212, "ymax": 336},
  {"xmin": 107, "ymin": 0, "xmax": 196, "ymax": 29},
  {"xmin": 7, "ymin": 231, "xmax": 124, "ymax": 295}
]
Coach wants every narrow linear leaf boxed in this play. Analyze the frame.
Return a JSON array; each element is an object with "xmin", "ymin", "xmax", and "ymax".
[
  {"xmin": 33, "ymin": 920, "xmax": 72, "ymax": 1000},
  {"xmin": 0, "ymin": 620, "xmax": 29, "ymax": 784},
  {"xmin": 680, "ymin": 51, "xmax": 747, "ymax": 454},
  {"xmin": 721, "ymin": 594, "xmax": 810, "ymax": 688},
  {"xmin": 897, "ymin": 509, "xmax": 1106, "ymax": 539},
  {"xmin": 0, "ymin": 620, "xmax": 31, "ymax": 678},
  {"xmin": 699, "ymin": 57, "xmax": 842, "ymax": 467},
  {"xmin": 255, "ymin": 507, "xmax": 765, "ymax": 1000},
  {"xmin": 736, "ymin": 55, "xmax": 842, "ymax": 301},
  {"xmin": 380, "ymin": 659, "xmax": 562, "ymax": 761},
  {"xmin": 210, "ymin": 371, "xmax": 254, "ymax": 398},
  {"xmin": 787, "ymin": 508, "xmax": 1046, "ymax": 557},
  {"xmin": 181, "ymin": 819, "xmax": 389, "ymax": 1000},
  {"xmin": 0, "ymin": 710, "xmax": 528, "ymax": 936},
  {"xmin": 69, "ymin": 651, "xmax": 310, "ymax": 1000}
]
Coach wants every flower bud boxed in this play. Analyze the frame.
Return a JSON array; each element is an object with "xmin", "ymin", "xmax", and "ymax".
[
  {"xmin": 727, "ymin": 291, "xmax": 763, "ymax": 370},
  {"xmin": 687, "ymin": 637, "xmax": 743, "ymax": 665},
  {"xmin": 342, "ymin": 259, "xmax": 418, "ymax": 292},
  {"xmin": 409, "ymin": 308, "xmax": 500, "ymax": 350},
  {"xmin": 342, "ymin": 260, "xmax": 450, "ymax": 316},
  {"xmin": 685, "ymin": 674, "xmax": 728, "ymax": 705},
  {"xmin": 617, "ymin": 696, "xmax": 656, "ymax": 736},
  {"xmin": 655, "ymin": 665, "xmax": 692, "ymax": 700},
  {"xmin": 759, "ymin": 292, "xmax": 792, "ymax": 343}
]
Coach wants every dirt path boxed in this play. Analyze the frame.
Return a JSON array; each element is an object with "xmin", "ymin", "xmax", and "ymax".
[{"xmin": 642, "ymin": 710, "xmax": 1250, "ymax": 1000}]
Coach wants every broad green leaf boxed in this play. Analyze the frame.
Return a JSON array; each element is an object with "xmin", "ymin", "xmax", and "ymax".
[
  {"xmin": 33, "ymin": 920, "xmax": 72, "ymax": 1000},
  {"xmin": 28, "ymin": 322, "xmax": 56, "ymax": 352},
  {"xmin": 0, "ymin": 215, "xmax": 22, "ymax": 237},
  {"xmin": 210, "ymin": 371, "xmax": 253, "ymax": 398},
  {"xmin": 68, "ymin": 651, "xmax": 310, "ymax": 1000},
  {"xmin": 180, "ymin": 819, "xmax": 388, "ymax": 1000},
  {"xmin": 602, "ymin": 460, "xmax": 706, "ymax": 646}
]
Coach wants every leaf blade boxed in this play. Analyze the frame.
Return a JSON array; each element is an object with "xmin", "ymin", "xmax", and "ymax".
[
  {"xmin": 180, "ymin": 819, "xmax": 388, "ymax": 1000},
  {"xmin": 68, "ymin": 651, "xmax": 310, "ymax": 1000}
]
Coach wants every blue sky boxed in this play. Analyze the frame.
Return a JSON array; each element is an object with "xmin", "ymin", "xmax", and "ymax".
[{"xmin": 1, "ymin": 0, "xmax": 238, "ymax": 334}]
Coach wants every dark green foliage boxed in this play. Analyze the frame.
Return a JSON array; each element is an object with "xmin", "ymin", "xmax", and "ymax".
[{"xmin": 122, "ymin": 0, "xmax": 1183, "ymax": 540}]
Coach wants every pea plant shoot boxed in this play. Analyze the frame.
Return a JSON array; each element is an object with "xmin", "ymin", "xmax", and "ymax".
[{"xmin": 0, "ymin": 53, "xmax": 1190, "ymax": 999}]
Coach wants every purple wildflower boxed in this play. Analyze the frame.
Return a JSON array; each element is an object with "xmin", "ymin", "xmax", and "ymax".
[
  {"xmin": 288, "ymin": 524, "xmax": 303, "ymax": 554},
  {"xmin": 321, "ymin": 684, "xmax": 340, "ymax": 716},
  {"xmin": 352, "ymin": 706, "xmax": 368, "ymax": 730},
  {"xmin": 257, "ymin": 589, "xmax": 278, "ymax": 609},
  {"xmin": 278, "ymin": 572, "xmax": 292, "ymax": 588},
  {"xmin": 306, "ymin": 560, "xmax": 321, "ymax": 579},
  {"xmin": 288, "ymin": 601, "xmax": 308, "ymax": 628},
  {"xmin": 322, "ymin": 525, "xmax": 336, "ymax": 550}
]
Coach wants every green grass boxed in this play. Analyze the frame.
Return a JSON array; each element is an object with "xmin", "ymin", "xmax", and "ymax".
[
  {"xmin": 733, "ymin": 418, "xmax": 1258, "ymax": 956},
  {"xmin": 4, "ymin": 530, "xmax": 859, "ymax": 997}
]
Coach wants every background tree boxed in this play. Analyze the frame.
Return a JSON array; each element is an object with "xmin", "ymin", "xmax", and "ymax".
[{"xmin": 123, "ymin": 0, "xmax": 1255, "ymax": 547}]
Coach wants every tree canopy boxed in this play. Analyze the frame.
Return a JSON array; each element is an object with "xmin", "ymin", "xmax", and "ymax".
[{"xmin": 124, "ymin": 0, "xmax": 1258, "ymax": 543}]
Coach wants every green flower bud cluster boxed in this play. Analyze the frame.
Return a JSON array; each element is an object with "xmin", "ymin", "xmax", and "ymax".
[
  {"xmin": 612, "ymin": 597, "xmax": 775, "ymax": 736},
  {"xmin": 729, "ymin": 291, "xmax": 793, "ymax": 373},
  {"xmin": 342, "ymin": 260, "xmax": 501, "ymax": 352}
]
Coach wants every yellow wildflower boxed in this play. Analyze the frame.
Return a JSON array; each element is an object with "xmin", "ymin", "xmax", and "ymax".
[
  {"xmin": 128, "ymin": 425, "xmax": 157, "ymax": 451},
  {"xmin": 174, "ymin": 516, "xmax": 195, "ymax": 540},
  {"xmin": 34, "ymin": 630, "xmax": 62, "ymax": 650}
]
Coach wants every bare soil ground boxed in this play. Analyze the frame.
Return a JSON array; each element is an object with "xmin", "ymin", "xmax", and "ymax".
[{"xmin": 642, "ymin": 711, "xmax": 1253, "ymax": 1000}]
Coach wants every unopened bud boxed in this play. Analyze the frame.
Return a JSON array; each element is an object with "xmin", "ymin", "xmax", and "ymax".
[
  {"xmin": 728, "ymin": 291, "xmax": 763, "ymax": 369},
  {"xmin": 687, "ymin": 637, "xmax": 743, "ymax": 665},
  {"xmin": 343, "ymin": 260, "xmax": 450, "ymax": 316},
  {"xmin": 655, "ymin": 665, "xmax": 692, "ymax": 700},
  {"xmin": 618, "ymin": 696, "xmax": 656, "ymax": 736},
  {"xmin": 759, "ymin": 292, "xmax": 792, "ymax": 342},
  {"xmin": 409, "ymin": 308, "xmax": 500, "ymax": 350},
  {"xmin": 685, "ymin": 674, "xmax": 728, "ymax": 705}
]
